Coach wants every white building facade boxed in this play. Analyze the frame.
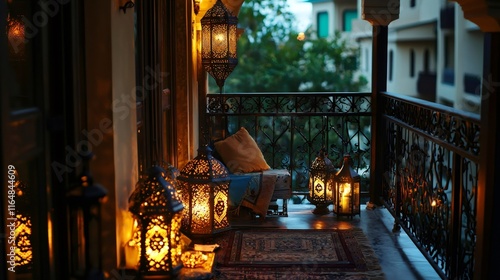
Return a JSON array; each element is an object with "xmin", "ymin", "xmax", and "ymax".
[{"xmin": 306, "ymin": 0, "xmax": 484, "ymax": 113}]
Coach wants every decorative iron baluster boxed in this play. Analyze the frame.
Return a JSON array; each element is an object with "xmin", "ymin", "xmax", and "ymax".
[
  {"xmin": 206, "ymin": 93, "xmax": 372, "ymax": 195},
  {"xmin": 381, "ymin": 92, "xmax": 479, "ymax": 279}
]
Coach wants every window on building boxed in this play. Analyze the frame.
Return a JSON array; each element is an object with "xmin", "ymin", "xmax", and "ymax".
[
  {"xmin": 343, "ymin": 9, "xmax": 357, "ymax": 32},
  {"xmin": 410, "ymin": 0, "xmax": 416, "ymax": 8},
  {"xmin": 424, "ymin": 49, "xmax": 430, "ymax": 73},
  {"xmin": 317, "ymin": 11, "xmax": 329, "ymax": 38},
  {"xmin": 443, "ymin": 35, "xmax": 455, "ymax": 85},
  {"xmin": 410, "ymin": 49, "xmax": 415, "ymax": 77},
  {"xmin": 389, "ymin": 50, "xmax": 393, "ymax": 81}
]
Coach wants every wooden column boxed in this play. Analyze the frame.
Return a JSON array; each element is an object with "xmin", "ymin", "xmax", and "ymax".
[
  {"xmin": 362, "ymin": 0, "xmax": 400, "ymax": 207},
  {"xmin": 475, "ymin": 32, "xmax": 500, "ymax": 280},
  {"xmin": 453, "ymin": 1, "xmax": 500, "ymax": 278}
]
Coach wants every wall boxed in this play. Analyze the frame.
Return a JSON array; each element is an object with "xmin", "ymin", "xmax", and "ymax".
[
  {"xmin": 83, "ymin": 0, "xmax": 138, "ymax": 273},
  {"xmin": 110, "ymin": 0, "xmax": 139, "ymax": 270}
]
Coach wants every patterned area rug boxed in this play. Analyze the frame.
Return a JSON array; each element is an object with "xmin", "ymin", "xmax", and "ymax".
[{"xmin": 213, "ymin": 229, "xmax": 385, "ymax": 279}]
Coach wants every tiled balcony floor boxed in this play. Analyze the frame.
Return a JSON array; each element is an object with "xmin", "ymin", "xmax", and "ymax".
[{"xmin": 228, "ymin": 201, "xmax": 442, "ymax": 280}]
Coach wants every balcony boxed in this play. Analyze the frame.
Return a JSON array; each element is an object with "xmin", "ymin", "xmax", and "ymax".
[{"xmin": 206, "ymin": 91, "xmax": 480, "ymax": 279}]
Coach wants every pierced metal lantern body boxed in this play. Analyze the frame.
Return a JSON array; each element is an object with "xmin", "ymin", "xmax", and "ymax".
[
  {"xmin": 177, "ymin": 146, "xmax": 231, "ymax": 237},
  {"xmin": 12, "ymin": 177, "xmax": 33, "ymax": 272},
  {"xmin": 129, "ymin": 166, "xmax": 184, "ymax": 277},
  {"xmin": 201, "ymin": 0, "xmax": 238, "ymax": 92},
  {"xmin": 334, "ymin": 154, "xmax": 361, "ymax": 218},
  {"xmin": 308, "ymin": 149, "xmax": 335, "ymax": 215}
]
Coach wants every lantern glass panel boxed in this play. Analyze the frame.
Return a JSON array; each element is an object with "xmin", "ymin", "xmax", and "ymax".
[
  {"xmin": 191, "ymin": 184, "xmax": 212, "ymax": 234},
  {"xmin": 16, "ymin": 214, "xmax": 32, "ymax": 267},
  {"xmin": 213, "ymin": 183, "xmax": 229, "ymax": 229},
  {"xmin": 334, "ymin": 155, "xmax": 361, "ymax": 217},
  {"xmin": 138, "ymin": 214, "xmax": 182, "ymax": 272}
]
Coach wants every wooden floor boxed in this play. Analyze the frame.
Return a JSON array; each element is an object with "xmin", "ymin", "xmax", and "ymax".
[{"xmin": 229, "ymin": 201, "xmax": 442, "ymax": 280}]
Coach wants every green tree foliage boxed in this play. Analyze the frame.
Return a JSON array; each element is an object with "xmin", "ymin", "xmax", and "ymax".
[{"xmin": 209, "ymin": 0, "xmax": 368, "ymax": 93}]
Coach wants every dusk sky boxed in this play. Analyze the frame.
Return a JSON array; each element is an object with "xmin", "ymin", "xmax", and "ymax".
[{"xmin": 288, "ymin": 0, "xmax": 312, "ymax": 31}]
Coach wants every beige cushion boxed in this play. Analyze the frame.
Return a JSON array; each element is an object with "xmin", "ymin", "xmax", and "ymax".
[{"xmin": 214, "ymin": 127, "xmax": 271, "ymax": 173}]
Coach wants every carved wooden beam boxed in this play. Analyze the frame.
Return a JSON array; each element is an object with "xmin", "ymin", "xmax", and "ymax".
[
  {"xmin": 362, "ymin": 0, "xmax": 400, "ymax": 26},
  {"xmin": 222, "ymin": 0, "xmax": 245, "ymax": 16},
  {"xmin": 453, "ymin": 0, "xmax": 500, "ymax": 32}
]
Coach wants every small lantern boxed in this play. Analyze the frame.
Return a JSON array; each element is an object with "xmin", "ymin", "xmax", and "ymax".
[
  {"xmin": 334, "ymin": 154, "xmax": 361, "ymax": 218},
  {"xmin": 201, "ymin": 0, "xmax": 238, "ymax": 93},
  {"xmin": 308, "ymin": 148, "xmax": 335, "ymax": 215},
  {"xmin": 128, "ymin": 166, "xmax": 184, "ymax": 277},
  {"xmin": 67, "ymin": 152, "xmax": 108, "ymax": 279},
  {"xmin": 177, "ymin": 146, "xmax": 231, "ymax": 237},
  {"xmin": 11, "ymin": 172, "xmax": 32, "ymax": 272}
]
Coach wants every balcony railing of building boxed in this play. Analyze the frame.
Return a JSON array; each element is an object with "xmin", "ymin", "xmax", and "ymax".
[
  {"xmin": 206, "ymin": 92, "xmax": 372, "ymax": 197},
  {"xmin": 380, "ymin": 91, "xmax": 480, "ymax": 280},
  {"xmin": 205, "ymin": 91, "xmax": 479, "ymax": 280}
]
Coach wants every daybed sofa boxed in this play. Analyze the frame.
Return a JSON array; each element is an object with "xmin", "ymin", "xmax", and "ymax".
[{"xmin": 211, "ymin": 127, "xmax": 292, "ymax": 219}]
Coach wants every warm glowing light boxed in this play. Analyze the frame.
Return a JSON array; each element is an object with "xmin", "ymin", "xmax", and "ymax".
[
  {"xmin": 431, "ymin": 200, "xmax": 437, "ymax": 207},
  {"xmin": 15, "ymin": 214, "xmax": 33, "ymax": 267},
  {"xmin": 308, "ymin": 149, "xmax": 334, "ymax": 215},
  {"xmin": 215, "ymin": 33, "xmax": 225, "ymax": 42},
  {"xmin": 201, "ymin": 0, "xmax": 239, "ymax": 92},
  {"xmin": 297, "ymin": 32, "xmax": 305, "ymax": 41},
  {"xmin": 334, "ymin": 154, "xmax": 361, "ymax": 218},
  {"xmin": 128, "ymin": 165, "xmax": 184, "ymax": 275},
  {"xmin": 7, "ymin": 15, "xmax": 26, "ymax": 57},
  {"xmin": 178, "ymin": 146, "xmax": 231, "ymax": 236},
  {"xmin": 181, "ymin": 251, "xmax": 208, "ymax": 268},
  {"xmin": 339, "ymin": 183, "xmax": 351, "ymax": 209}
]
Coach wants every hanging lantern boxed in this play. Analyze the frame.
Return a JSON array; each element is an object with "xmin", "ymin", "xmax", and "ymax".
[
  {"xmin": 128, "ymin": 166, "xmax": 184, "ymax": 277},
  {"xmin": 67, "ymin": 153, "xmax": 108, "ymax": 279},
  {"xmin": 177, "ymin": 146, "xmax": 231, "ymax": 237},
  {"xmin": 334, "ymin": 154, "xmax": 361, "ymax": 218},
  {"xmin": 201, "ymin": 0, "xmax": 238, "ymax": 93},
  {"xmin": 308, "ymin": 148, "xmax": 335, "ymax": 215}
]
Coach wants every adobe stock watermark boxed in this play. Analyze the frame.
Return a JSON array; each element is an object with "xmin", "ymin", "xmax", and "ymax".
[
  {"xmin": 51, "ymin": 65, "xmax": 170, "ymax": 182},
  {"xmin": 8, "ymin": 0, "xmax": 71, "ymax": 54},
  {"xmin": 6, "ymin": 165, "xmax": 17, "ymax": 272}
]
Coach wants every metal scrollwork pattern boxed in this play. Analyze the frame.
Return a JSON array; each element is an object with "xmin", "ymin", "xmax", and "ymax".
[
  {"xmin": 207, "ymin": 93, "xmax": 371, "ymax": 193},
  {"xmin": 382, "ymin": 92, "xmax": 479, "ymax": 279}
]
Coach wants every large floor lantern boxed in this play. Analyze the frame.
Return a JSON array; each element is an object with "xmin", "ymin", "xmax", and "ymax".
[
  {"xmin": 201, "ymin": 0, "xmax": 238, "ymax": 93},
  {"xmin": 334, "ymin": 154, "xmax": 361, "ymax": 218},
  {"xmin": 129, "ymin": 166, "xmax": 184, "ymax": 277},
  {"xmin": 177, "ymin": 146, "xmax": 231, "ymax": 238},
  {"xmin": 308, "ymin": 148, "xmax": 335, "ymax": 215}
]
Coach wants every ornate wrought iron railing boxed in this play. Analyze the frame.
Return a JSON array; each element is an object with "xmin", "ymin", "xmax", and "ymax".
[
  {"xmin": 381, "ymin": 92, "xmax": 480, "ymax": 279},
  {"xmin": 206, "ymin": 92, "xmax": 372, "ymax": 195}
]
